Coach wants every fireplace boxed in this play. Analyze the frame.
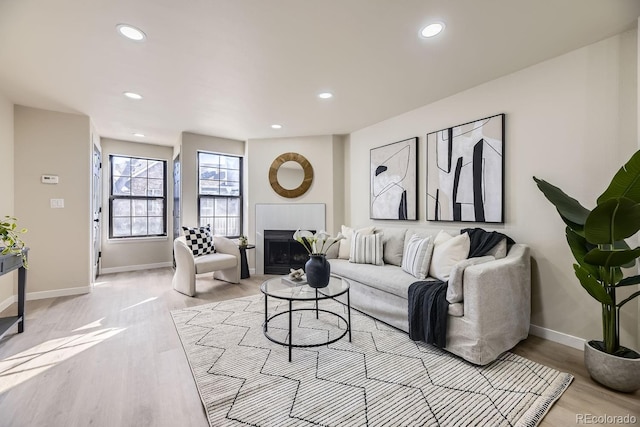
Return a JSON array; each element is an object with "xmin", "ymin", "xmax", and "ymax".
[{"xmin": 263, "ymin": 230, "xmax": 312, "ymax": 275}]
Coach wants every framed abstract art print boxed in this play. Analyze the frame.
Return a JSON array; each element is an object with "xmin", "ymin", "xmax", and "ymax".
[
  {"xmin": 426, "ymin": 114, "xmax": 504, "ymax": 223},
  {"xmin": 370, "ymin": 137, "xmax": 418, "ymax": 220}
]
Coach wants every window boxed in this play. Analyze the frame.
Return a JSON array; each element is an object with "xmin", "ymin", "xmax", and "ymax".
[
  {"xmin": 198, "ymin": 152, "xmax": 242, "ymax": 237},
  {"xmin": 109, "ymin": 155, "xmax": 167, "ymax": 238}
]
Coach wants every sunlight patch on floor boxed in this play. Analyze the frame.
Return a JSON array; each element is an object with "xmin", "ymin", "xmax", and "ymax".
[
  {"xmin": 121, "ymin": 297, "xmax": 158, "ymax": 311},
  {"xmin": 72, "ymin": 317, "xmax": 105, "ymax": 331},
  {"xmin": 0, "ymin": 327, "xmax": 125, "ymax": 394}
]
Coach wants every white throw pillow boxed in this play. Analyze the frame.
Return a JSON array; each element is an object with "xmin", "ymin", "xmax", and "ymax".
[
  {"xmin": 338, "ymin": 225, "xmax": 375, "ymax": 259},
  {"xmin": 349, "ymin": 231, "xmax": 384, "ymax": 266},
  {"xmin": 401, "ymin": 234, "xmax": 433, "ymax": 279},
  {"xmin": 429, "ymin": 231, "xmax": 470, "ymax": 281}
]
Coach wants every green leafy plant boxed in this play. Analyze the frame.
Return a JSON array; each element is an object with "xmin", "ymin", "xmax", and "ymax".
[
  {"xmin": 533, "ymin": 150, "xmax": 640, "ymax": 357},
  {"xmin": 0, "ymin": 216, "xmax": 28, "ymax": 266}
]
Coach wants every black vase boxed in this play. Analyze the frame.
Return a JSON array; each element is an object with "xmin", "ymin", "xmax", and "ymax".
[{"xmin": 305, "ymin": 254, "xmax": 330, "ymax": 288}]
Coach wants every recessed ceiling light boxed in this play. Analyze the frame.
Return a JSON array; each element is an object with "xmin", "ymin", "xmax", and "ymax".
[
  {"xmin": 271, "ymin": 124, "xmax": 283, "ymax": 129},
  {"xmin": 123, "ymin": 92, "xmax": 143, "ymax": 100},
  {"xmin": 420, "ymin": 22, "xmax": 445, "ymax": 38},
  {"xmin": 318, "ymin": 92, "xmax": 333, "ymax": 99},
  {"xmin": 133, "ymin": 133, "xmax": 145, "ymax": 137},
  {"xmin": 116, "ymin": 24, "xmax": 146, "ymax": 41}
]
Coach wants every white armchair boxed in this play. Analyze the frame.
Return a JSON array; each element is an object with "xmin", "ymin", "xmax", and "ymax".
[{"xmin": 172, "ymin": 235, "xmax": 241, "ymax": 296}]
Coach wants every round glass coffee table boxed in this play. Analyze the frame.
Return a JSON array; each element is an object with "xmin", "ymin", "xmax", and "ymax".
[{"xmin": 260, "ymin": 275, "xmax": 351, "ymax": 361}]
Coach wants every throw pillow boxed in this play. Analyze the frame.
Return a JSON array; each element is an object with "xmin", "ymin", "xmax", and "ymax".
[
  {"xmin": 349, "ymin": 231, "xmax": 384, "ymax": 266},
  {"xmin": 486, "ymin": 238, "xmax": 507, "ymax": 259},
  {"xmin": 338, "ymin": 225, "xmax": 375, "ymax": 259},
  {"xmin": 401, "ymin": 234, "xmax": 433, "ymax": 279},
  {"xmin": 182, "ymin": 225, "xmax": 215, "ymax": 256},
  {"xmin": 377, "ymin": 227, "xmax": 407, "ymax": 266},
  {"xmin": 429, "ymin": 231, "xmax": 470, "ymax": 281}
]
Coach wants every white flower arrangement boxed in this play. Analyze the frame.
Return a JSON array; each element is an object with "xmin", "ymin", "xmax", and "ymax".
[{"xmin": 293, "ymin": 229, "xmax": 345, "ymax": 255}]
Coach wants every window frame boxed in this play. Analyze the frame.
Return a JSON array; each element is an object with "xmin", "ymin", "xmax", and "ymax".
[
  {"xmin": 197, "ymin": 151, "xmax": 243, "ymax": 238},
  {"xmin": 108, "ymin": 154, "xmax": 168, "ymax": 239}
]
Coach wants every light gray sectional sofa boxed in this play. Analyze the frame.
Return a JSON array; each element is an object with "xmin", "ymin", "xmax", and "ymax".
[{"xmin": 327, "ymin": 226, "xmax": 531, "ymax": 366}]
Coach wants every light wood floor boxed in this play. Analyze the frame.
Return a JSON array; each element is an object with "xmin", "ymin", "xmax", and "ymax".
[{"xmin": 0, "ymin": 269, "xmax": 637, "ymax": 427}]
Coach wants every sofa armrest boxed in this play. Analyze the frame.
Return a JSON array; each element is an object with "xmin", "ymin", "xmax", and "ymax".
[
  {"xmin": 460, "ymin": 244, "xmax": 531, "ymax": 337},
  {"xmin": 173, "ymin": 236, "xmax": 197, "ymax": 296},
  {"xmin": 212, "ymin": 235, "xmax": 241, "ymax": 283},
  {"xmin": 213, "ymin": 235, "xmax": 241, "ymax": 257}
]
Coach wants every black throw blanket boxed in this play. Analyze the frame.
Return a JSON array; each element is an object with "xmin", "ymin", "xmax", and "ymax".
[
  {"xmin": 408, "ymin": 228, "xmax": 516, "ymax": 348},
  {"xmin": 462, "ymin": 228, "xmax": 515, "ymax": 258},
  {"xmin": 408, "ymin": 280, "xmax": 448, "ymax": 348}
]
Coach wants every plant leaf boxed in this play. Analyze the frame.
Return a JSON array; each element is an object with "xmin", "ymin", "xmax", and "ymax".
[
  {"xmin": 613, "ymin": 239, "xmax": 636, "ymax": 268},
  {"xmin": 617, "ymin": 275, "xmax": 640, "ymax": 287},
  {"xmin": 533, "ymin": 177, "xmax": 591, "ymax": 226},
  {"xmin": 565, "ymin": 227, "xmax": 599, "ymax": 278},
  {"xmin": 618, "ymin": 290, "xmax": 640, "ymax": 308},
  {"xmin": 597, "ymin": 150, "xmax": 640, "ymax": 204},
  {"xmin": 584, "ymin": 247, "xmax": 640, "ymax": 268},
  {"xmin": 573, "ymin": 264, "xmax": 613, "ymax": 305},
  {"xmin": 585, "ymin": 197, "xmax": 640, "ymax": 244}
]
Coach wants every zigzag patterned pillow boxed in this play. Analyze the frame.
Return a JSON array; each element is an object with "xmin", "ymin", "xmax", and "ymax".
[{"xmin": 182, "ymin": 225, "xmax": 215, "ymax": 256}]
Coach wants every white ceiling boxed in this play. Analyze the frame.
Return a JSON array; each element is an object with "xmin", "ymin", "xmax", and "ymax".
[{"xmin": 0, "ymin": 0, "xmax": 639, "ymax": 146}]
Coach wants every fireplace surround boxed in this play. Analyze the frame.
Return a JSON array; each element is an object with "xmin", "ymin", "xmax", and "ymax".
[
  {"xmin": 255, "ymin": 203, "xmax": 326, "ymax": 275},
  {"xmin": 263, "ymin": 230, "xmax": 311, "ymax": 275}
]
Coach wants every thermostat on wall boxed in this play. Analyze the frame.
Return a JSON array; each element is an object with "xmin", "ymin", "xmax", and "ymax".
[{"xmin": 41, "ymin": 175, "xmax": 59, "ymax": 184}]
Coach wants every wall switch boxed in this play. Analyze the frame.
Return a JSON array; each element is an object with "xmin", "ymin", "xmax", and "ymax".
[{"xmin": 50, "ymin": 199, "xmax": 64, "ymax": 208}]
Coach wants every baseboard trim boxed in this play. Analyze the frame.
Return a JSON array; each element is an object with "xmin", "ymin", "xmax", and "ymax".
[
  {"xmin": 100, "ymin": 262, "xmax": 173, "ymax": 274},
  {"xmin": 529, "ymin": 324, "xmax": 585, "ymax": 351},
  {"xmin": 26, "ymin": 286, "xmax": 91, "ymax": 301},
  {"xmin": 0, "ymin": 294, "xmax": 15, "ymax": 312}
]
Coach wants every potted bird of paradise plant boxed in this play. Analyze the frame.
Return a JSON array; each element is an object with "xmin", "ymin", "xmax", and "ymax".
[{"xmin": 533, "ymin": 150, "xmax": 640, "ymax": 392}]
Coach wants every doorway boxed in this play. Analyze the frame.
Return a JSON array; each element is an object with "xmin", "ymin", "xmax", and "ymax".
[{"xmin": 92, "ymin": 143, "xmax": 102, "ymax": 279}]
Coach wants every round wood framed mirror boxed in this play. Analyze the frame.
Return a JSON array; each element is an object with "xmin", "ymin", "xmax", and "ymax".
[{"xmin": 268, "ymin": 152, "xmax": 314, "ymax": 198}]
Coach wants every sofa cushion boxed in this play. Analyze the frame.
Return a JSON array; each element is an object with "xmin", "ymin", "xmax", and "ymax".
[
  {"xmin": 330, "ymin": 258, "xmax": 429, "ymax": 299},
  {"xmin": 182, "ymin": 225, "xmax": 215, "ymax": 256},
  {"xmin": 375, "ymin": 227, "xmax": 407, "ymax": 266},
  {"xmin": 429, "ymin": 231, "xmax": 470, "ymax": 280},
  {"xmin": 194, "ymin": 252, "xmax": 237, "ymax": 274},
  {"xmin": 401, "ymin": 234, "xmax": 433, "ymax": 279},
  {"xmin": 338, "ymin": 225, "xmax": 375, "ymax": 259},
  {"xmin": 349, "ymin": 231, "xmax": 384, "ymax": 266}
]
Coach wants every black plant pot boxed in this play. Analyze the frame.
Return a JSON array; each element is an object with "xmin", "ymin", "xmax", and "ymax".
[{"xmin": 305, "ymin": 254, "xmax": 330, "ymax": 288}]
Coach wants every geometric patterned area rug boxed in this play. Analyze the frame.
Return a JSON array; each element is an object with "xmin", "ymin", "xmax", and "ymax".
[{"xmin": 171, "ymin": 294, "xmax": 573, "ymax": 427}]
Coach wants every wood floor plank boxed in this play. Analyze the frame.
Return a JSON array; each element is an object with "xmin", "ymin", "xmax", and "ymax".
[{"xmin": 0, "ymin": 268, "xmax": 637, "ymax": 427}]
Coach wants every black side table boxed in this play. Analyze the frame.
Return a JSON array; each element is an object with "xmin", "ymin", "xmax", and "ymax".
[
  {"xmin": 239, "ymin": 244, "xmax": 255, "ymax": 279},
  {"xmin": 0, "ymin": 249, "xmax": 28, "ymax": 340}
]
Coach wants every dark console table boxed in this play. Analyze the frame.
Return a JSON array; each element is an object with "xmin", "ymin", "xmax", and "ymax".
[{"xmin": 0, "ymin": 249, "xmax": 27, "ymax": 339}]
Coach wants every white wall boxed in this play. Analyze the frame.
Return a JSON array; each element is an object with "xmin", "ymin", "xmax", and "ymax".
[
  {"xmin": 0, "ymin": 93, "xmax": 14, "ymax": 309},
  {"xmin": 99, "ymin": 138, "xmax": 174, "ymax": 272},
  {"xmin": 348, "ymin": 30, "xmax": 638, "ymax": 350},
  {"xmin": 246, "ymin": 135, "xmax": 345, "ymax": 273},
  {"xmin": 14, "ymin": 106, "xmax": 91, "ymax": 297}
]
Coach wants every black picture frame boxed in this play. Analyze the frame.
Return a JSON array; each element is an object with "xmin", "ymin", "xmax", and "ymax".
[
  {"xmin": 370, "ymin": 137, "xmax": 418, "ymax": 220},
  {"xmin": 426, "ymin": 114, "xmax": 505, "ymax": 223}
]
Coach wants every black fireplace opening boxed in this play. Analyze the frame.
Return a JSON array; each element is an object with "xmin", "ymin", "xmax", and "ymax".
[{"xmin": 264, "ymin": 230, "xmax": 313, "ymax": 275}]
